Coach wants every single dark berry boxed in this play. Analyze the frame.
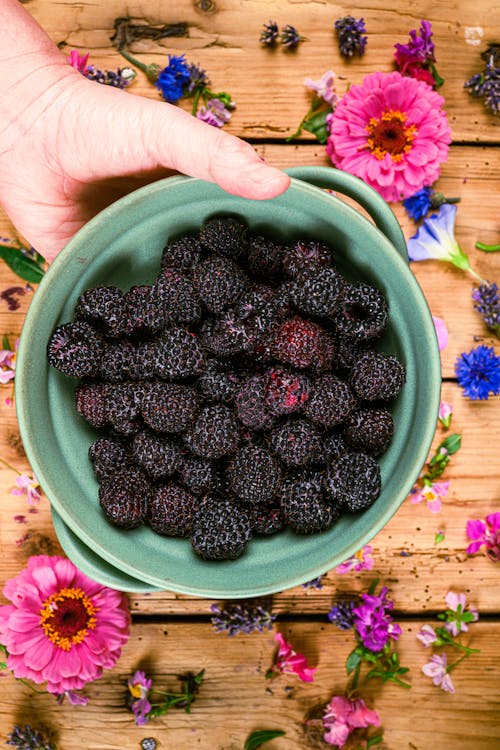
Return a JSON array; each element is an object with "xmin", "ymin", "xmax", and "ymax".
[
  {"xmin": 154, "ymin": 269, "xmax": 201, "ymax": 325},
  {"xmin": 322, "ymin": 431, "xmax": 349, "ymax": 463},
  {"xmin": 264, "ymin": 367, "xmax": 310, "ymax": 416},
  {"xmin": 269, "ymin": 419, "xmax": 324, "ymax": 466},
  {"xmin": 89, "ymin": 437, "xmax": 129, "ymax": 481},
  {"xmin": 199, "ymin": 314, "xmax": 253, "ymax": 357},
  {"xmin": 250, "ymin": 502, "xmax": 285, "ymax": 535},
  {"xmin": 123, "ymin": 284, "xmax": 165, "ymax": 337},
  {"xmin": 304, "ymin": 374, "xmax": 357, "ymax": 428},
  {"xmin": 161, "ymin": 233, "xmax": 202, "ymax": 273},
  {"xmin": 235, "ymin": 375, "xmax": 276, "ymax": 431},
  {"xmin": 282, "ymin": 239, "xmax": 332, "ymax": 277},
  {"xmin": 334, "ymin": 282, "xmax": 388, "ymax": 341},
  {"xmin": 183, "ymin": 404, "xmax": 239, "ymax": 459},
  {"xmin": 47, "ymin": 321, "xmax": 104, "ymax": 377},
  {"xmin": 227, "ymin": 446, "xmax": 281, "ymax": 504},
  {"xmin": 148, "ymin": 483, "xmax": 199, "ymax": 536},
  {"xmin": 75, "ymin": 382, "xmax": 108, "ymax": 428},
  {"xmin": 98, "ymin": 467, "xmax": 152, "ymax": 528},
  {"xmin": 269, "ymin": 316, "xmax": 335, "ymax": 371},
  {"xmin": 141, "ymin": 382, "xmax": 199, "ymax": 433},
  {"xmin": 199, "ymin": 216, "xmax": 247, "ymax": 259},
  {"xmin": 154, "ymin": 328, "xmax": 206, "ymax": 379},
  {"xmin": 105, "ymin": 382, "xmax": 142, "ymax": 435},
  {"xmin": 350, "ymin": 350, "xmax": 405, "ymax": 401},
  {"xmin": 280, "ymin": 470, "xmax": 337, "ymax": 533},
  {"xmin": 191, "ymin": 497, "xmax": 252, "ymax": 560},
  {"xmin": 288, "ymin": 267, "xmax": 346, "ymax": 318},
  {"xmin": 132, "ymin": 430, "xmax": 182, "ymax": 478},
  {"xmin": 179, "ymin": 455, "xmax": 215, "ymax": 495},
  {"xmin": 193, "ymin": 256, "xmax": 248, "ymax": 313},
  {"xmin": 333, "ymin": 335, "xmax": 371, "ymax": 371},
  {"xmin": 232, "ymin": 285, "xmax": 283, "ymax": 341},
  {"xmin": 324, "ymin": 452, "xmax": 381, "ymax": 511},
  {"xmin": 74, "ymin": 285, "xmax": 127, "ymax": 338},
  {"xmin": 197, "ymin": 359, "xmax": 240, "ymax": 404},
  {"xmin": 246, "ymin": 235, "xmax": 284, "ymax": 282},
  {"xmin": 99, "ymin": 340, "xmax": 135, "ymax": 382},
  {"xmin": 344, "ymin": 407, "xmax": 394, "ymax": 456}
]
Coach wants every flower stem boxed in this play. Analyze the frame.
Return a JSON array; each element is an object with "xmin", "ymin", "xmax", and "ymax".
[
  {"xmin": 0, "ymin": 455, "xmax": 22, "ymax": 475},
  {"xmin": 476, "ymin": 242, "xmax": 500, "ymax": 253},
  {"xmin": 118, "ymin": 50, "xmax": 160, "ymax": 83}
]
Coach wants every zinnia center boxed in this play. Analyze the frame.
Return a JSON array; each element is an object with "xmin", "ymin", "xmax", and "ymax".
[
  {"xmin": 366, "ymin": 110, "xmax": 417, "ymax": 161},
  {"xmin": 40, "ymin": 587, "xmax": 97, "ymax": 650}
]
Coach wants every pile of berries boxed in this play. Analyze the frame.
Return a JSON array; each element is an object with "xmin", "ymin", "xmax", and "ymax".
[{"xmin": 47, "ymin": 216, "xmax": 405, "ymax": 561}]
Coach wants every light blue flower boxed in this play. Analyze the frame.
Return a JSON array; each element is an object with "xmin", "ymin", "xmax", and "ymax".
[{"xmin": 407, "ymin": 204, "xmax": 480, "ymax": 278}]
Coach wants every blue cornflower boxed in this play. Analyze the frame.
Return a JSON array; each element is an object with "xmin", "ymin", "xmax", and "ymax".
[
  {"xmin": 327, "ymin": 600, "xmax": 357, "ymax": 630},
  {"xmin": 472, "ymin": 281, "xmax": 500, "ymax": 337},
  {"xmin": 155, "ymin": 54, "xmax": 191, "ymax": 103},
  {"xmin": 455, "ymin": 345, "xmax": 500, "ymax": 400},
  {"xmin": 403, "ymin": 187, "xmax": 434, "ymax": 221},
  {"xmin": 334, "ymin": 16, "xmax": 367, "ymax": 58}
]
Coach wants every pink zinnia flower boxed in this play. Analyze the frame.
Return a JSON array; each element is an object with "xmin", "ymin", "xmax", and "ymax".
[
  {"xmin": 270, "ymin": 632, "xmax": 316, "ymax": 682},
  {"xmin": 409, "ymin": 480, "xmax": 450, "ymax": 512},
  {"xmin": 466, "ymin": 513, "xmax": 500, "ymax": 561},
  {"xmin": 422, "ymin": 653, "xmax": 455, "ymax": 693},
  {"xmin": 336, "ymin": 545, "xmax": 374, "ymax": 574},
  {"xmin": 326, "ymin": 71, "xmax": 451, "ymax": 202},
  {"xmin": 0, "ymin": 555, "xmax": 130, "ymax": 696},
  {"xmin": 322, "ymin": 694, "xmax": 380, "ymax": 747},
  {"xmin": 11, "ymin": 473, "xmax": 41, "ymax": 505}
]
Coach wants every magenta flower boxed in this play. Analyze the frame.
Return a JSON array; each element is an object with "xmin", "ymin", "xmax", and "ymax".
[
  {"xmin": 68, "ymin": 49, "xmax": 90, "ymax": 73},
  {"xmin": 443, "ymin": 592, "xmax": 478, "ymax": 637},
  {"xmin": 438, "ymin": 401, "xmax": 453, "ymax": 429},
  {"xmin": 416, "ymin": 623, "xmax": 439, "ymax": 647},
  {"xmin": 0, "ymin": 339, "xmax": 17, "ymax": 384},
  {"xmin": 304, "ymin": 70, "xmax": 339, "ymax": 108},
  {"xmin": 394, "ymin": 20, "xmax": 440, "ymax": 88},
  {"xmin": 128, "ymin": 669, "xmax": 153, "ymax": 725},
  {"xmin": 270, "ymin": 632, "xmax": 316, "ymax": 682},
  {"xmin": 10, "ymin": 473, "xmax": 41, "ymax": 505},
  {"xmin": 336, "ymin": 545, "xmax": 374, "ymax": 574},
  {"xmin": 0, "ymin": 555, "xmax": 130, "ymax": 696},
  {"xmin": 422, "ymin": 653, "xmax": 455, "ymax": 693},
  {"xmin": 196, "ymin": 98, "xmax": 234, "ymax": 128},
  {"xmin": 352, "ymin": 585, "xmax": 402, "ymax": 652},
  {"xmin": 466, "ymin": 513, "xmax": 500, "ymax": 561},
  {"xmin": 409, "ymin": 480, "xmax": 450, "ymax": 513},
  {"xmin": 322, "ymin": 694, "xmax": 380, "ymax": 748},
  {"xmin": 326, "ymin": 71, "xmax": 451, "ymax": 202},
  {"xmin": 432, "ymin": 316, "xmax": 449, "ymax": 351}
]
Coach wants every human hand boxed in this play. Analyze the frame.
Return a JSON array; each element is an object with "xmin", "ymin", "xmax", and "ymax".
[{"xmin": 0, "ymin": 60, "xmax": 290, "ymax": 263}]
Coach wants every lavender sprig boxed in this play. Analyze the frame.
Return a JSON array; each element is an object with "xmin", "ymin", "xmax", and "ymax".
[
  {"xmin": 6, "ymin": 725, "xmax": 56, "ymax": 750},
  {"xmin": 464, "ymin": 43, "xmax": 500, "ymax": 116},
  {"xmin": 472, "ymin": 281, "xmax": 500, "ymax": 338},
  {"xmin": 334, "ymin": 16, "xmax": 367, "ymax": 58},
  {"xmin": 210, "ymin": 601, "xmax": 276, "ymax": 635}
]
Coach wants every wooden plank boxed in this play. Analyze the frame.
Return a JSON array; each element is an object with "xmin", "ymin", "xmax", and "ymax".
[
  {"xmin": 24, "ymin": 0, "xmax": 500, "ymax": 143},
  {"xmin": 2, "ymin": 382, "xmax": 499, "ymax": 615},
  {"xmin": 0, "ymin": 620, "xmax": 498, "ymax": 748}
]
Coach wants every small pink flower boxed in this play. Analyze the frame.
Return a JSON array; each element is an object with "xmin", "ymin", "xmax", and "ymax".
[
  {"xmin": 197, "ymin": 98, "xmax": 234, "ymax": 128},
  {"xmin": 422, "ymin": 653, "xmax": 455, "ymax": 693},
  {"xmin": 68, "ymin": 49, "xmax": 89, "ymax": 73},
  {"xmin": 336, "ymin": 545, "xmax": 374, "ymax": 574},
  {"xmin": 270, "ymin": 632, "xmax": 316, "ymax": 682},
  {"xmin": 0, "ymin": 340, "xmax": 17, "ymax": 384},
  {"xmin": 466, "ymin": 513, "xmax": 500, "ymax": 561},
  {"xmin": 416, "ymin": 623, "xmax": 438, "ymax": 647},
  {"xmin": 438, "ymin": 401, "xmax": 453, "ymax": 428},
  {"xmin": 409, "ymin": 480, "xmax": 450, "ymax": 512},
  {"xmin": 11, "ymin": 474, "xmax": 41, "ymax": 505},
  {"xmin": 322, "ymin": 694, "xmax": 380, "ymax": 748},
  {"xmin": 432, "ymin": 316, "xmax": 449, "ymax": 351},
  {"xmin": 444, "ymin": 591, "xmax": 478, "ymax": 636},
  {"xmin": 0, "ymin": 555, "xmax": 130, "ymax": 696},
  {"xmin": 304, "ymin": 70, "xmax": 339, "ymax": 108}
]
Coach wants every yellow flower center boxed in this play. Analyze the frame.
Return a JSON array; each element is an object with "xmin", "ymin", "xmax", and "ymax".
[
  {"xmin": 40, "ymin": 587, "xmax": 97, "ymax": 650},
  {"xmin": 365, "ymin": 110, "xmax": 417, "ymax": 162}
]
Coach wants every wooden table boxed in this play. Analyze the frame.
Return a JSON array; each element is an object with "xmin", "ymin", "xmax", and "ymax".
[{"xmin": 1, "ymin": 2, "xmax": 499, "ymax": 748}]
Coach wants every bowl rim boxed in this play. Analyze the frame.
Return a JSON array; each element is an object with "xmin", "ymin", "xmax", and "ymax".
[{"xmin": 16, "ymin": 173, "xmax": 441, "ymax": 596}]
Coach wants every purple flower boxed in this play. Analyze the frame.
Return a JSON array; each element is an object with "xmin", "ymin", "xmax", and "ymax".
[
  {"xmin": 466, "ymin": 512, "xmax": 500, "ymax": 561},
  {"xmin": 394, "ymin": 20, "xmax": 440, "ymax": 87},
  {"xmin": 472, "ymin": 281, "xmax": 500, "ymax": 337},
  {"xmin": 335, "ymin": 545, "xmax": 373, "ymax": 574},
  {"xmin": 407, "ymin": 205, "xmax": 475, "ymax": 276},
  {"xmin": 10, "ymin": 473, "xmax": 41, "ymax": 505},
  {"xmin": 455, "ymin": 345, "xmax": 500, "ymax": 400},
  {"xmin": 443, "ymin": 592, "xmax": 478, "ymax": 637},
  {"xmin": 352, "ymin": 585, "xmax": 402, "ymax": 652},
  {"xmin": 186, "ymin": 62, "xmax": 210, "ymax": 93},
  {"xmin": 196, "ymin": 98, "xmax": 233, "ymax": 128},
  {"xmin": 409, "ymin": 480, "xmax": 450, "ymax": 513},
  {"xmin": 334, "ymin": 16, "xmax": 367, "ymax": 58},
  {"xmin": 128, "ymin": 670, "xmax": 153, "ymax": 726},
  {"xmin": 302, "ymin": 576, "xmax": 324, "ymax": 590},
  {"xmin": 56, "ymin": 689, "xmax": 89, "ymax": 705},
  {"xmin": 422, "ymin": 653, "xmax": 455, "ymax": 693},
  {"xmin": 304, "ymin": 71, "xmax": 339, "ymax": 108},
  {"xmin": 155, "ymin": 54, "xmax": 191, "ymax": 103},
  {"xmin": 416, "ymin": 623, "xmax": 439, "ymax": 647}
]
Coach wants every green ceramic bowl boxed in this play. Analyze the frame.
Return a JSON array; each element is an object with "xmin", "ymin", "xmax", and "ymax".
[{"xmin": 16, "ymin": 166, "xmax": 440, "ymax": 597}]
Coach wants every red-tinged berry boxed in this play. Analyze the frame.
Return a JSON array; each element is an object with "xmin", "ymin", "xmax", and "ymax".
[
  {"xmin": 350, "ymin": 350, "xmax": 405, "ymax": 401},
  {"xmin": 148, "ymin": 483, "xmax": 199, "ymax": 536},
  {"xmin": 227, "ymin": 446, "xmax": 281, "ymax": 504},
  {"xmin": 47, "ymin": 321, "xmax": 104, "ymax": 378},
  {"xmin": 98, "ymin": 467, "xmax": 152, "ymax": 528},
  {"xmin": 304, "ymin": 373, "xmax": 357, "ymax": 428},
  {"xmin": 264, "ymin": 366, "xmax": 310, "ymax": 416},
  {"xmin": 75, "ymin": 382, "xmax": 108, "ymax": 428},
  {"xmin": 269, "ymin": 316, "xmax": 335, "ymax": 371},
  {"xmin": 334, "ymin": 282, "xmax": 388, "ymax": 341},
  {"xmin": 324, "ymin": 452, "xmax": 381, "ymax": 511},
  {"xmin": 344, "ymin": 407, "xmax": 394, "ymax": 456},
  {"xmin": 191, "ymin": 497, "xmax": 252, "ymax": 560}
]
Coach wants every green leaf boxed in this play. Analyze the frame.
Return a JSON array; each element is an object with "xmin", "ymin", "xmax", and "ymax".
[
  {"xmin": 435, "ymin": 531, "xmax": 445, "ymax": 544},
  {"xmin": 440, "ymin": 433, "xmax": 462, "ymax": 455},
  {"xmin": 2, "ymin": 334, "xmax": 10, "ymax": 350},
  {"xmin": 244, "ymin": 730, "xmax": 286, "ymax": 750},
  {"xmin": 0, "ymin": 244, "xmax": 45, "ymax": 283},
  {"xmin": 302, "ymin": 109, "xmax": 330, "ymax": 144},
  {"xmin": 367, "ymin": 734, "xmax": 384, "ymax": 747},
  {"xmin": 346, "ymin": 649, "xmax": 362, "ymax": 674}
]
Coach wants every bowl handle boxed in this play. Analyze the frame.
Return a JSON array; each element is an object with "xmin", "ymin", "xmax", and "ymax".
[{"xmin": 285, "ymin": 166, "xmax": 408, "ymax": 264}]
